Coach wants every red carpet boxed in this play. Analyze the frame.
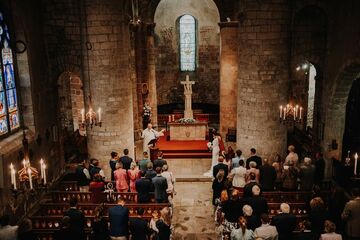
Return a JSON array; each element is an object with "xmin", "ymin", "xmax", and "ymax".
[{"xmin": 156, "ymin": 135, "xmax": 212, "ymax": 159}]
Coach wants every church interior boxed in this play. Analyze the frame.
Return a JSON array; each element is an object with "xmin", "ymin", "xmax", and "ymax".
[{"xmin": 0, "ymin": 0, "xmax": 360, "ymax": 239}]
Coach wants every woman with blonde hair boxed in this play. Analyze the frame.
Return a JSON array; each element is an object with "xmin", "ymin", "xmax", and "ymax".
[
  {"xmin": 212, "ymin": 169, "xmax": 226, "ymax": 206},
  {"xmin": 114, "ymin": 162, "xmax": 129, "ymax": 192},
  {"xmin": 161, "ymin": 164, "xmax": 176, "ymax": 197},
  {"xmin": 127, "ymin": 161, "xmax": 140, "ymax": 192},
  {"xmin": 155, "ymin": 207, "xmax": 172, "ymax": 240},
  {"xmin": 319, "ymin": 220, "xmax": 342, "ymax": 240},
  {"xmin": 231, "ymin": 216, "xmax": 255, "ymax": 240}
]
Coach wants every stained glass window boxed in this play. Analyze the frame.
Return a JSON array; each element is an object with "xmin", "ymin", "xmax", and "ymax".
[
  {"xmin": 306, "ymin": 64, "xmax": 316, "ymax": 129},
  {"xmin": 179, "ymin": 15, "xmax": 196, "ymax": 71},
  {"xmin": 0, "ymin": 12, "xmax": 20, "ymax": 136}
]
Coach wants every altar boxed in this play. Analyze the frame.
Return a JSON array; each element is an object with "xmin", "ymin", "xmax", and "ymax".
[{"xmin": 169, "ymin": 122, "xmax": 207, "ymax": 141}]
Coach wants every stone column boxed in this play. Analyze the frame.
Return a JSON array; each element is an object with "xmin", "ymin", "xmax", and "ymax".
[
  {"xmin": 219, "ymin": 21, "xmax": 239, "ymax": 138},
  {"xmin": 83, "ymin": 1, "xmax": 134, "ymax": 180},
  {"xmin": 146, "ymin": 23, "xmax": 158, "ymax": 127},
  {"xmin": 237, "ymin": 1, "xmax": 290, "ymax": 158}
]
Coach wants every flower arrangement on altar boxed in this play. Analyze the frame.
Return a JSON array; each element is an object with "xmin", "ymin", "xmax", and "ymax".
[{"xmin": 177, "ymin": 118, "xmax": 196, "ymax": 124}]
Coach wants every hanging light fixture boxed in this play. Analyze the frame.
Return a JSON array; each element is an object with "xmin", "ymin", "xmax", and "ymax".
[{"xmin": 279, "ymin": 103, "xmax": 303, "ymax": 124}]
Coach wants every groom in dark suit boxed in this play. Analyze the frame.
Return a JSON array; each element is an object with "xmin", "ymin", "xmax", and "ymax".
[{"xmin": 213, "ymin": 156, "xmax": 228, "ymax": 178}]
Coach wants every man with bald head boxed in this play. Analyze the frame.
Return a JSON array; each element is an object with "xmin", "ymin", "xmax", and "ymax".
[{"xmin": 271, "ymin": 203, "xmax": 297, "ymax": 240}]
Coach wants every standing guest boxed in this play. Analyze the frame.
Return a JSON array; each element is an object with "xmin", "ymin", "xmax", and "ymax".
[
  {"xmin": 299, "ymin": 157, "xmax": 316, "ymax": 191},
  {"xmin": 138, "ymin": 152, "xmax": 151, "ymax": 173},
  {"xmin": 89, "ymin": 173, "xmax": 105, "ymax": 203},
  {"xmin": 209, "ymin": 132, "xmax": 221, "ymax": 173},
  {"xmin": 243, "ymin": 205, "xmax": 259, "ymax": 231},
  {"xmin": 128, "ymin": 162, "xmax": 140, "ymax": 192},
  {"xmin": 232, "ymin": 150, "xmax": 245, "ymax": 169},
  {"xmin": 246, "ymin": 148, "xmax": 262, "ymax": 169},
  {"xmin": 314, "ymin": 152, "xmax": 325, "ymax": 185},
  {"xmin": 109, "ymin": 197, "xmax": 129, "ymax": 240},
  {"xmin": 156, "ymin": 207, "xmax": 172, "ymax": 240},
  {"xmin": 213, "ymin": 156, "xmax": 229, "ymax": 179},
  {"xmin": 341, "ymin": 188, "xmax": 360, "ymax": 240},
  {"xmin": 91, "ymin": 206, "xmax": 109, "ymax": 240},
  {"xmin": 0, "ymin": 214, "xmax": 18, "ymax": 240},
  {"xmin": 309, "ymin": 197, "xmax": 327, "ymax": 239},
  {"xmin": 141, "ymin": 123, "xmax": 165, "ymax": 156},
  {"xmin": 109, "ymin": 151, "xmax": 119, "ymax": 181},
  {"xmin": 272, "ymin": 162, "xmax": 283, "ymax": 191},
  {"xmin": 18, "ymin": 218, "xmax": 38, "ymax": 240},
  {"xmin": 259, "ymin": 159, "xmax": 276, "ymax": 191},
  {"xmin": 120, "ymin": 148, "xmax": 133, "ymax": 171},
  {"xmin": 53, "ymin": 216, "xmax": 72, "ymax": 240},
  {"xmin": 224, "ymin": 156, "xmax": 232, "ymax": 171},
  {"xmin": 136, "ymin": 171, "xmax": 153, "ymax": 203},
  {"xmin": 64, "ymin": 197, "xmax": 86, "ymax": 240},
  {"xmin": 245, "ymin": 162, "xmax": 260, "ymax": 183},
  {"xmin": 161, "ymin": 165, "xmax": 176, "ymax": 198},
  {"xmin": 281, "ymin": 162, "xmax": 299, "ymax": 191},
  {"xmin": 76, "ymin": 159, "xmax": 91, "ymax": 192},
  {"xmin": 129, "ymin": 208, "xmax": 149, "ymax": 240},
  {"xmin": 245, "ymin": 185, "xmax": 268, "ymax": 226},
  {"xmin": 152, "ymin": 167, "xmax": 168, "ymax": 203},
  {"xmin": 222, "ymin": 190, "xmax": 246, "ymax": 233},
  {"xmin": 227, "ymin": 146, "xmax": 235, "ymax": 159},
  {"xmin": 90, "ymin": 159, "xmax": 105, "ymax": 180},
  {"xmin": 114, "ymin": 162, "xmax": 129, "ymax": 192},
  {"xmin": 215, "ymin": 190, "xmax": 229, "ymax": 227},
  {"xmin": 229, "ymin": 159, "xmax": 247, "ymax": 192},
  {"xmin": 328, "ymin": 187, "xmax": 347, "ymax": 235},
  {"xmin": 145, "ymin": 162, "xmax": 157, "ymax": 180},
  {"xmin": 319, "ymin": 220, "xmax": 342, "ymax": 240},
  {"xmin": 271, "ymin": 203, "xmax": 297, "ymax": 240},
  {"xmin": 254, "ymin": 214, "xmax": 278, "ymax": 240},
  {"xmin": 243, "ymin": 173, "xmax": 261, "ymax": 198},
  {"xmin": 230, "ymin": 217, "xmax": 255, "ymax": 240},
  {"xmin": 154, "ymin": 151, "xmax": 168, "ymax": 170},
  {"xmin": 285, "ymin": 145, "xmax": 299, "ymax": 166},
  {"xmin": 212, "ymin": 169, "xmax": 226, "ymax": 206}
]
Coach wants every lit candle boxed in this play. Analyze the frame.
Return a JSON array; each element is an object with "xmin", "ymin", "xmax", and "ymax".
[
  {"xmin": 295, "ymin": 105, "xmax": 299, "ymax": 118},
  {"xmin": 81, "ymin": 108, "xmax": 85, "ymax": 123},
  {"xmin": 355, "ymin": 153, "xmax": 358, "ymax": 176},
  {"xmin": 283, "ymin": 107, "xmax": 286, "ymax": 120},
  {"xmin": 299, "ymin": 107, "xmax": 303, "ymax": 119},
  {"xmin": 172, "ymin": 115, "xmax": 175, "ymax": 122},
  {"xmin": 40, "ymin": 159, "xmax": 44, "ymax": 180},
  {"xmin": 293, "ymin": 107, "xmax": 296, "ymax": 120},
  {"xmin": 28, "ymin": 168, "xmax": 33, "ymax": 189},
  {"xmin": 279, "ymin": 106, "xmax": 283, "ymax": 118},
  {"xmin": 43, "ymin": 164, "xmax": 47, "ymax": 184},
  {"xmin": 168, "ymin": 115, "xmax": 171, "ymax": 122},
  {"xmin": 98, "ymin": 108, "xmax": 102, "ymax": 122},
  {"xmin": 10, "ymin": 163, "xmax": 16, "ymax": 190},
  {"xmin": 22, "ymin": 159, "xmax": 26, "ymax": 169}
]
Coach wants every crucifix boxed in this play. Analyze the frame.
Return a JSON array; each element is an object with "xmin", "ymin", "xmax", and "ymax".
[{"xmin": 180, "ymin": 75, "xmax": 195, "ymax": 119}]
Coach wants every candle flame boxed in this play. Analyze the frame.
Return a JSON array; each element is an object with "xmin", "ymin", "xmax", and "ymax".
[{"xmin": 10, "ymin": 163, "xmax": 13, "ymax": 169}]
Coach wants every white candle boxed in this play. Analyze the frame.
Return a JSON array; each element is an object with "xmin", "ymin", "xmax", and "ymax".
[
  {"xmin": 295, "ymin": 105, "xmax": 299, "ymax": 118},
  {"xmin": 22, "ymin": 159, "xmax": 26, "ymax": 169},
  {"xmin": 43, "ymin": 164, "xmax": 47, "ymax": 184},
  {"xmin": 299, "ymin": 107, "xmax": 303, "ymax": 119},
  {"xmin": 98, "ymin": 108, "xmax": 102, "ymax": 122},
  {"xmin": 279, "ymin": 106, "xmax": 283, "ymax": 118},
  {"xmin": 28, "ymin": 168, "xmax": 33, "ymax": 189},
  {"xmin": 283, "ymin": 107, "xmax": 286, "ymax": 120},
  {"xmin": 355, "ymin": 153, "xmax": 358, "ymax": 176},
  {"xmin": 81, "ymin": 108, "xmax": 85, "ymax": 123},
  {"xmin": 293, "ymin": 107, "xmax": 296, "ymax": 120},
  {"xmin": 172, "ymin": 115, "xmax": 175, "ymax": 121},
  {"xmin": 40, "ymin": 159, "xmax": 44, "ymax": 180},
  {"xmin": 10, "ymin": 163, "xmax": 16, "ymax": 189},
  {"xmin": 168, "ymin": 115, "xmax": 171, "ymax": 122}
]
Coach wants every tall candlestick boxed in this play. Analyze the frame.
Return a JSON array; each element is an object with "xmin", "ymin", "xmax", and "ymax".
[
  {"xmin": 28, "ymin": 168, "xmax": 33, "ymax": 189},
  {"xmin": 355, "ymin": 153, "xmax": 358, "ymax": 176},
  {"xmin": 98, "ymin": 108, "xmax": 102, "ymax": 122},
  {"xmin": 279, "ymin": 106, "xmax": 283, "ymax": 118}
]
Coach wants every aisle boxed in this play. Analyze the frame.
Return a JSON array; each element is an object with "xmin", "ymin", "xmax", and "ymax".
[{"xmin": 172, "ymin": 182, "xmax": 218, "ymax": 240}]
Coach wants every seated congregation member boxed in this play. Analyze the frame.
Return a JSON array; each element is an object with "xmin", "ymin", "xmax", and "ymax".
[
  {"xmin": 232, "ymin": 149, "xmax": 245, "ymax": 169},
  {"xmin": 18, "ymin": 218, "xmax": 38, "ymax": 240},
  {"xmin": 145, "ymin": 162, "xmax": 157, "ymax": 179},
  {"xmin": 155, "ymin": 207, "xmax": 172, "ymax": 240},
  {"xmin": 213, "ymin": 156, "xmax": 229, "ymax": 179},
  {"xmin": 243, "ymin": 173, "xmax": 261, "ymax": 198},
  {"xmin": 254, "ymin": 214, "xmax": 278, "ymax": 240},
  {"xmin": 76, "ymin": 159, "xmax": 91, "ymax": 192},
  {"xmin": 243, "ymin": 205, "xmax": 259, "ymax": 231},
  {"xmin": 152, "ymin": 167, "xmax": 168, "ymax": 203},
  {"xmin": 246, "ymin": 148, "xmax": 262, "ymax": 169},
  {"xmin": 128, "ymin": 162, "xmax": 140, "ymax": 192},
  {"xmin": 129, "ymin": 208, "xmax": 149, "ymax": 240},
  {"xmin": 229, "ymin": 159, "xmax": 247, "ymax": 192},
  {"xmin": 299, "ymin": 157, "xmax": 316, "ymax": 191},
  {"xmin": 154, "ymin": 151, "xmax": 168, "ymax": 169},
  {"xmin": 246, "ymin": 161, "xmax": 260, "ymax": 183},
  {"xmin": 246, "ymin": 185, "xmax": 268, "ymax": 225},
  {"xmin": 319, "ymin": 220, "xmax": 342, "ymax": 240},
  {"xmin": 222, "ymin": 190, "xmax": 246, "ymax": 233},
  {"xmin": 90, "ymin": 158, "xmax": 105, "ymax": 180},
  {"xmin": 309, "ymin": 197, "xmax": 327, "ymax": 239},
  {"xmin": 64, "ymin": 197, "xmax": 86, "ymax": 240},
  {"xmin": 341, "ymin": 188, "xmax": 360, "ymax": 240},
  {"xmin": 271, "ymin": 203, "xmax": 297, "ymax": 240},
  {"xmin": 109, "ymin": 197, "xmax": 129, "ymax": 240},
  {"xmin": 138, "ymin": 151, "xmax": 150, "ymax": 173},
  {"xmin": 136, "ymin": 171, "xmax": 153, "ymax": 203},
  {"xmin": 0, "ymin": 214, "xmax": 18, "ymax": 240},
  {"xmin": 120, "ymin": 148, "xmax": 133, "ymax": 170},
  {"xmin": 231, "ymin": 217, "xmax": 255, "ymax": 240},
  {"xmin": 114, "ymin": 162, "xmax": 129, "ymax": 192},
  {"xmin": 285, "ymin": 145, "xmax": 299, "ymax": 166},
  {"xmin": 89, "ymin": 173, "xmax": 105, "ymax": 203},
  {"xmin": 109, "ymin": 151, "xmax": 119, "ymax": 181},
  {"xmin": 212, "ymin": 169, "xmax": 226, "ymax": 206},
  {"xmin": 259, "ymin": 158, "xmax": 276, "ymax": 191},
  {"xmin": 91, "ymin": 206, "xmax": 109, "ymax": 240},
  {"xmin": 53, "ymin": 216, "xmax": 72, "ymax": 240},
  {"xmin": 281, "ymin": 162, "xmax": 299, "ymax": 191},
  {"xmin": 161, "ymin": 164, "xmax": 176, "ymax": 197}
]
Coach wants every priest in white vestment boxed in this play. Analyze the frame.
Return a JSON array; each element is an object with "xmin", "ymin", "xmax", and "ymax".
[{"xmin": 141, "ymin": 123, "xmax": 165, "ymax": 156}]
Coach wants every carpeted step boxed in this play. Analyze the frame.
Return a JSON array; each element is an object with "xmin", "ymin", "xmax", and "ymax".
[{"xmin": 163, "ymin": 152, "xmax": 212, "ymax": 159}]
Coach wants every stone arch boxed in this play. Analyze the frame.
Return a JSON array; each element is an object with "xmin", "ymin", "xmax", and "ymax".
[
  {"xmin": 57, "ymin": 72, "xmax": 85, "ymax": 135},
  {"xmin": 325, "ymin": 59, "xmax": 360, "ymax": 159}
]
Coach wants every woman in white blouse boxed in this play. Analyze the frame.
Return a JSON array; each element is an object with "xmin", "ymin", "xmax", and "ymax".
[{"xmin": 229, "ymin": 159, "xmax": 247, "ymax": 191}]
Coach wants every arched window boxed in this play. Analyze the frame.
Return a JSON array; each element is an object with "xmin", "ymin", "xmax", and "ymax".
[
  {"xmin": 179, "ymin": 14, "xmax": 196, "ymax": 71},
  {"xmin": 306, "ymin": 64, "xmax": 316, "ymax": 129},
  {"xmin": 0, "ymin": 12, "xmax": 20, "ymax": 136}
]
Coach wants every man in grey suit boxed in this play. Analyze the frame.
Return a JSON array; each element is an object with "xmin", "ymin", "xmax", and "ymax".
[
  {"xmin": 299, "ymin": 157, "xmax": 316, "ymax": 191},
  {"xmin": 152, "ymin": 167, "xmax": 168, "ymax": 203},
  {"xmin": 342, "ymin": 188, "xmax": 360, "ymax": 240}
]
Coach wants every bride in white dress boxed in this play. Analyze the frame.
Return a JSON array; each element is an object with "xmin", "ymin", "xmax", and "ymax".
[{"xmin": 204, "ymin": 134, "xmax": 221, "ymax": 176}]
